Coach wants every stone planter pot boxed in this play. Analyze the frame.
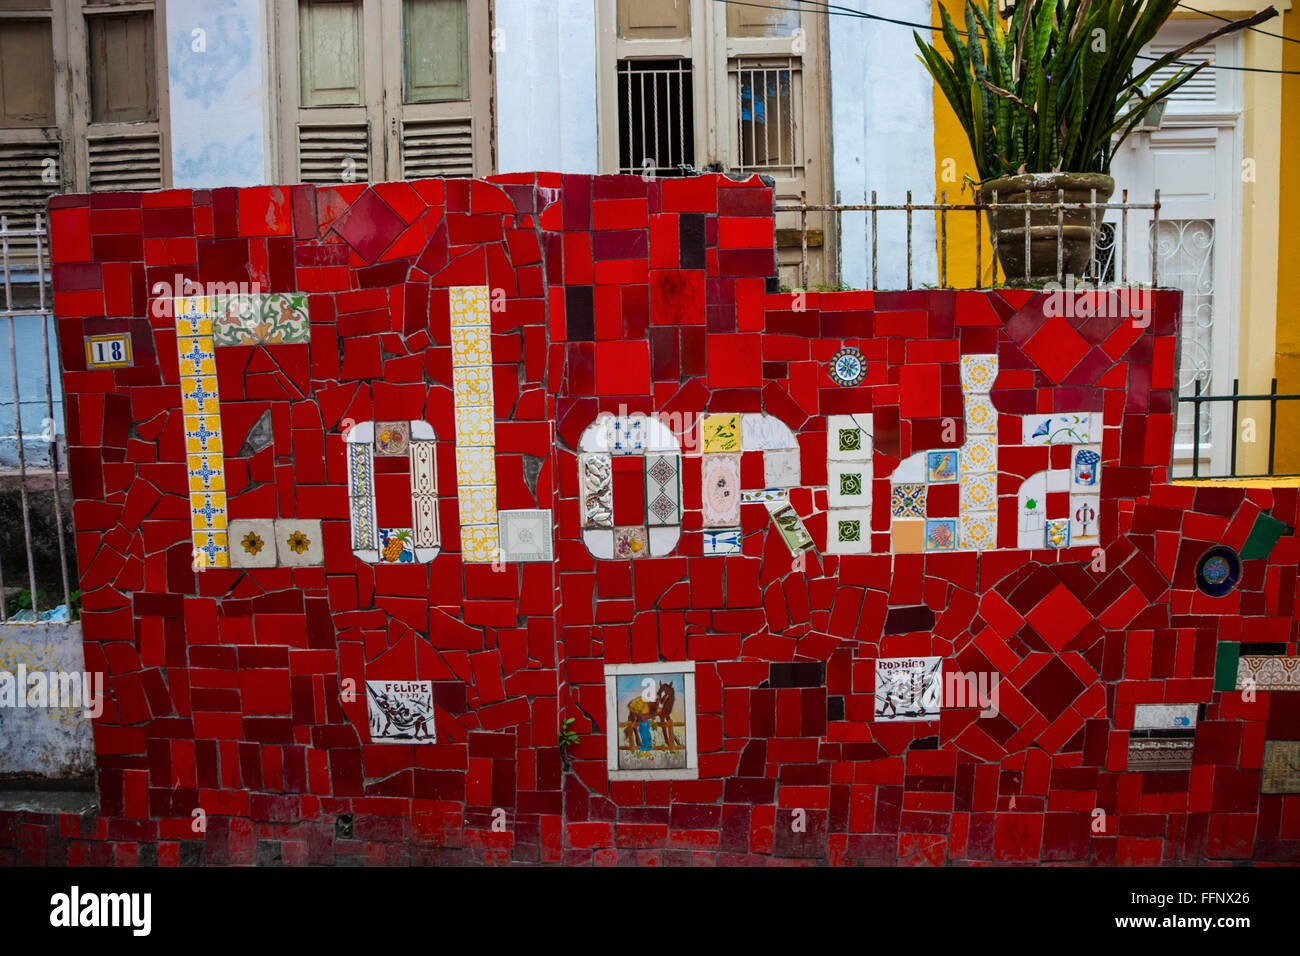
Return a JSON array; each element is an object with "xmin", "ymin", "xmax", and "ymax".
[{"xmin": 977, "ymin": 172, "xmax": 1115, "ymax": 287}]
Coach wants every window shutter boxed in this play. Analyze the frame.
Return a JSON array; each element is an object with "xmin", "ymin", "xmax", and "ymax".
[{"xmin": 400, "ymin": 117, "xmax": 473, "ymax": 179}]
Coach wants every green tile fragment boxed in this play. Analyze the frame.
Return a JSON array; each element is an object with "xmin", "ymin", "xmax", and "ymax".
[
  {"xmin": 1214, "ymin": 641, "xmax": 1241, "ymax": 692},
  {"xmin": 1239, "ymin": 513, "xmax": 1290, "ymax": 561}
]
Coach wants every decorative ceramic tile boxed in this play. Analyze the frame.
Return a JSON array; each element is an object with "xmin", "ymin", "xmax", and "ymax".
[
  {"xmin": 1195, "ymin": 546, "xmax": 1241, "ymax": 597},
  {"xmin": 452, "ymin": 366, "xmax": 495, "ymax": 409},
  {"xmin": 499, "ymin": 509, "xmax": 553, "ymax": 562},
  {"xmin": 960, "ymin": 435, "xmax": 996, "ymax": 475},
  {"xmin": 461, "ymin": 524, "xmax": 500, "ymax": 563},
  {"xmin": 458, "ymin": 484, "xmax": 498, "ymax": 527},
  {"xmin": 579, "ymin": 453, "xmax": 613, "ymax": 529},
  {"xmin": 454, "ymin": 404, "xmax": 495, "ymax": 448},
  {"xmin": 455, "ymin": 446, "xmax": 497, "ymax": 488},
  {"xmin": 175, "ymin": 301, "xmax": 214, "ymax": 336},
  {"xmin": 605, "ymin": 663, "xmax": 698, "ymax": 779},
  {"xmin": 366, "ymin": 680, "xmax": 436, "ymax": 743},
  {"xmin": 701, "ymin": 453, "xmax": 741, "ymax": 527},
  {"xmin": 1022, "ymin": 412, "xmax": 1093, "ymax": 446},
  {"xmin": 449, "ymin": 325, "xmax": 492, "ymax": 367},
  {"xmin": 409, "ymin": 440, "xmax": 436, "ymax": 497},
  {"xmin": 1127, "ymin": 737, "xmax": 1194, "ymax": 772},
  {"xmin": 891, "ymin": 452, "xmax": 926, "ymax": 483},
  {"xmin": 1070, "ymin": 495, "xmax": 1100, "ymax": 542},
  {"xmin": 828, "ymin": 347, "xmax": 866, "ymax": 386},
  {"xmin": 583, "ymin": 529, "xmax": 615, "ymax": 560},
  {"xmin": 187, "ymin": 454, "xmax": 225, "ymax": 493},
  {"xmin": 189, "ymin": 492, "xmax": 228, "ymax": 531},
  {"xmin": 924, "ymin": 519, "xmax": 957, "ymax": 552},
  {"xmin": 741, "ymin": 413, "xmax": 798, "ymax": 451},
  {"xmin": 184, "ymin": 415, "xmax": 224, "ymax": 455},
  {"xmin": 181, "ymin": 377, "xmax": 221, "ymax": 416},
  {"xmin": 772, "ymin": 504, "xmax": 816, "ymax": 555},
  {"xmin": 891, "ymin": 483, "xmax": 926, "ymax": 519},
  {"xmin": 874, "ymin": 656, "xmax": 942, "ymax": 721},
  {"xmin": 763, "ymin": 449, "xmax": 801, "ymax": 488},
  {"xmin": 703, "ymin": 529, "xmax": 743, "ymax": 555},
  {"xmin": 959, "ymin": 512, "xmax": 996, "ymax": 551},
  {"xmin": 212, "ymin": 293, "xmax": 310, "ymax": 345},
  {"xmin": 644, "ymin": 453, "xmax": 681, "ymax": 527},
  {"xmin": 374, "ymin": 421, "xmax": 410, "ymax": 457},
  {"xmin": 177, "ymin": 336, "xmax": 217, "ymax": 377},
  {"xmin": 606, "ymin": 415, "xmax": 648, "ymax": 455},
  {"xmin": 412, "ymin": 493, "xmax": 439, "ymax": 549},
  {"xmin": 614, "ymin": 525, "xmax": 649, "ymax": 559},
  {"xmin": 829, "ymin": 462, "xmax": 871, "ymax": 509},
  {"xmin": 1262, "ymin": 741, "xmax": 1300, "ymax": 794},
  {"xmin": 191, "ymin": 530, "xmax": 230, "ymax": 570},
  {"xmin": 890, "ymin": 519, "xmax": 924, "ymax": 553},
  {"xmin": 1044, "ymin": 518, "xmax": 1071, "ymax": 549},
  {"xmin": 927, "ymin": 450, "xmax": 959, "ymax": 483},
  {"xmin": 960, "ymin": 354, "xmax": 998, "ymax": 393},
  {"xmin": 229, "ymin": 519, "xmax": 276, "ymax": 569},
  {"xmin": 275, "ymin": 518, "xmax": 324, "ymax": 566},
  {"xmin": 351, "ymin": 492, "xmax": 377, "ymax": 551},
  {"xmin": 449, "ymin": 285, "xmax": 490, "ymax": 327},
  {"xmin": 826, "ymin": 507, "xmax": 870, "ymax": 555},
  {"xmin": 1236, "ymin": 656, "xmax": 1300, "ymax": 692},
  {"xmin": 741, "ymin": 488, "xmax": 787, "ymax": 504},
  {"xmin": 701, "ymin": 413, "xmax": 741, "ymax": 454},
  {"xmin": 377, "ymin": 528, "xmax": 416, "ymax": 563},
  {"xmin": 827, "ymin": 414, "xmax": 872, "ymax": 462},
  {"xmin": 1133, "ymin": 704, "xmax": 1197, "ymax": 731},
  {"xmin": 1017, "ymin": 471, "xmax": 1047, "ymax": 548},
  {"xmin": 1071, "ymin": 445, "xmax": 1102, "ymax": 491},
  {"xmin": 960, "ymin": 473, "xmax": 997, "ymax": 512},
  {"xmin": 964, "ymin": 393, "xmax": 996, "ymax": 435}
]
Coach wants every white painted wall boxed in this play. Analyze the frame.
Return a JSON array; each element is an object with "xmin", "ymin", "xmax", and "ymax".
[
  {"xmin": 494, "ymin": 0, "xmax": 598, "ymax": 174},
  {"xmin": 166, "ymin": 0, "xmax": 271, "ymax": 188},
  {"xmin": 829, "ymin": 0, "xmax": 937, "ymax": 289}
]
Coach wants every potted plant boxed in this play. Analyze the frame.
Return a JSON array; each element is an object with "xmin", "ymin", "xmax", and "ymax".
[{"xmin": 915, "ymin": 0, "xmax": 1276, "ymax": 285}]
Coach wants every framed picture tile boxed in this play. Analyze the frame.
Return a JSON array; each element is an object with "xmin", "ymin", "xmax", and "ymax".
[{"xmin": 605, "ymin": 662, "xmax": 698, "ymax": 780}]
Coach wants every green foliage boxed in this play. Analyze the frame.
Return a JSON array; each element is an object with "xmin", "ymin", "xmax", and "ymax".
[{"xmin": 915, "ymin": 1, "xmax": 1273, "ymax": 181}]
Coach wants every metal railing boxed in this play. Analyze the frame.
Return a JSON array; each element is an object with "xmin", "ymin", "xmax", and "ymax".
[
  {"xmin": 1185, "ymin": 378, "xmax": 1300, "ymax": 480},
  {"xmin": 0, "ymin": 213, "xmax": 74, "ymax": 623},
  {"xmin": 779, "ymin": 189, "xmax": 1163, "ymax": 291},
  {"xmin": 617, "ymin": 59, "xmax": 695, "ymax": 177}
]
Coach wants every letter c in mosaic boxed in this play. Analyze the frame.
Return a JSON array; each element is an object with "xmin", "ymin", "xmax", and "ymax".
[
  {"xmin": 345, "ymin": 420, "xmax": 440, "ymax": 564},
  {"xmin": 578, "ymin": 414, "xmax": 682, "ymax": 559}
]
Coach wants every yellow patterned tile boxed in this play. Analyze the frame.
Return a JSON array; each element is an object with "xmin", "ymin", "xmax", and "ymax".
[
  {"xmin": 461, "ymin": 524, "xmax": 500, "ymax": 563},
  {"xmin": 457, "ymin": 484, "xmax": 498, "ymax": 526},
  {"xmin": 449, "ymin": 285, "xmax": 490, "ymax": 328},
  {"xmin": 184, "ymin": 414, "xmax": 224, "ymax": 455},
  {"xmin": 191, "ymin": 530, "xmax": 230, "ymax": 569},
  {"xmin": 962, "ymin": 435, "xmax": 997, "ymax": 475},
  {"xmin": 189, "ymin": 491, "xmax": 228, "ymax": 529},
  {"xmin": 452, "ymin": 366, "xmax": 495, "ymax": 409},
  {"xmin": 455, "ymin": 446, "xmax": 496, "ymax": 486},
  {"xmin": 701, "ymin": 413, "xmax": 741, "ymax": 453},
  {"xmin": 454, "ymin": 403, "xmax": 495, "ymax": 447},
  {"xmin": 960, "ymin": 512, "xmax": 996, "ymax": 551},
  {"xmin": 176, "ymin": 313, "xmax": 214, "ymax": 337},
  {"xmin": 187, "ymin": 455, "xmax": 226, "ymax": 492},
  {"xmin": 175, "ymin": 296, "xmax": 215, "ymax": 322},
  {"xmin": 181, "ymin": 376, "xmax": 221, "ymax": 416},
  {"xmin": 450, "ymin": 325, "xmax": 492, "ymax": 367},
  {"xmin": 177, "ymin": 336, "xmax": 217, "ymax": 376}
]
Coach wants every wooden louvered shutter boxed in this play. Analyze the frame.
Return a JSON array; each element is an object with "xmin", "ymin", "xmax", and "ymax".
[{"xmin": 279, "ymin": 0, "xmax": 382, "ymax": 185}]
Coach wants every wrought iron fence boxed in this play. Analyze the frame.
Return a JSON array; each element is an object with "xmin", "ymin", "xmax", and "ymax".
[
  {"xmin": 1184, "ymin": 379, "xmax": 1300, "ymax": 480},
  {"xmin": 0, "ymin": 213, "xmax": 75, "ymax": 623},
  {"xmin": 777, "ymin": 189, "xmax": 1163, "ymax": 291}
]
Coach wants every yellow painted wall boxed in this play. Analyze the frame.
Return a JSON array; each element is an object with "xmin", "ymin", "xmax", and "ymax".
[{"xmin": 1274, "ymin": 4, "xmax": 1300, "ymax": 474}]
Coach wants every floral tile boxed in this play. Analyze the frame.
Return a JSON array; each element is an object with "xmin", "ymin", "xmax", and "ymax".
[
  {"xmin": 741, "ymin": 488, "xmax": 788, "ymax": 504},
  {"xmin": 965, "ymin": 393, "xmax": 996, "ymax": 435},
  {"xmin": 450, "ymin": 325, "xmax": 492, "ymax": 367},
  {"xmin": 350, "ymin": 492, "xmax": 376, "ymax": 551},
  {"xmin": 959, "ymin": 511, "xmax": 996, "ymax": 551},
  {"xmin": 826, "ymin": 414, "xmax": 872, "ymax": 462},
  {"xmin": 412, "ymin": 494, "xmax": 439, "ymax": 549},
  {"xmin": 449, "ymin": 285, "xmax": 491, "ymax": 327},
  {"xmin": 187, "ymin": 454, "xmax": 225, "ymax": 493},
  {"xmin": 276, "ymin": 518, "xmax": 324, "ymax": 566},
  {"xmin": 891, "ymin": 483, "xmax": 926, "ymax": 519},
  {"xmin": 229, "ymin": 518, "xmax": 276, "ymax": 568},
  {"xmin": 1022, "ymin": 412, "xmax": 1093, "ymax": 446},
  {"xmin": 458, "ymin": 484, "xmax": 498, "ymax": 527},
  {"xmin": 960, "ymin": 473, "xmax": 997, "ymax": 512},
  {"xmin": 606, "ymin": 415, "xmax": 648, "ymax": 455},
  {"xmin": 177, "ymin": 336, "xmax": 217, "ymax": 377},
  {"xmin": 826, "ymin": 507, "xmax": 870, "ymax": 555},
  {"xmin": 455, "ymin": 446, "xmax": 497, "ymax": 488},
  {"xmin": 181, "ymin": 376, "xmax": 221, "ymax": 416},
  {"xmin": 189, "ymin": 491, "xmax": 228, "ymax": 531},
  {"xmin": 183, "ymin": 415, "xmax": 224, "ymax": 455},
  {"xmin": 645, "ymin": 453, "xmax": 681, "ymax": 527},
  {"xmin": 829, "ymin": 462, "xmax": 871, "ymax": 509},
  {"xmin": 461, "ymin": 523, "xmax": 500, "ymax": 563},
  {"xmin": 961, "ymin": 435, "xmax": 997, "ymax": 475},
  {"xmin": 960, "ymin": 354, "xmax": 998, "ymax": 393},
  {"xmin": 454, "ymin": 404, "xmax": 495, "ymax": 448},
  {"xmin": 347, "ymin": 442, "xmax": 374, "ymax": 499},
  {"xmin": 452, "ymin": 366, "xmax": 495, "ymax": 410},
  {"xmin": 701, "ymin": 453, "xmax": 741, "ymax": 527},
  {"xmin": 191, "ymin": 530, "xmax": 230, "ymax": 570},
  {"xmin": 701, "ymin": 413, "xmax": 741, "ymax": 454},
  {"xmin": 212, "ymin": 293, "xmax": 310, "ymax": 345},
  {"xmin": 409, "ymin": 440, "xmax": 436, "ymax": 497}
]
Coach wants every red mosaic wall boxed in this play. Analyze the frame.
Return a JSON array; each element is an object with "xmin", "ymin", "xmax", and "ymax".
[{"xmin": 7, "ymin": 172, "xmax": 1298, "ymax": 866}]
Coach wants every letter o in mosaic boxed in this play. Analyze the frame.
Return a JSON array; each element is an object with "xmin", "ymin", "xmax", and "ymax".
[
  {"xmin": 345, "ymin": 420, "xmax": 440, "ymax": 564},
  {"xmin": 577, "ymin": 414, "xmax": 682, "ymax": 559}
]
